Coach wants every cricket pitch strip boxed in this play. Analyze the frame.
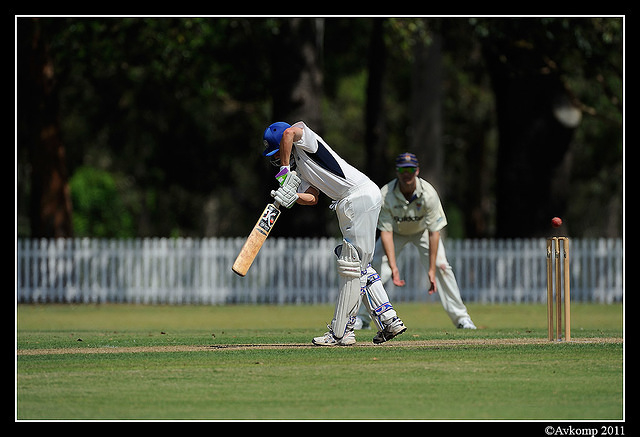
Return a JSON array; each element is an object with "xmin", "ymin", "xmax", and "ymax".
[{"xmin": 17, "ymin": 337, "xmax": 622, "ymax": 356}]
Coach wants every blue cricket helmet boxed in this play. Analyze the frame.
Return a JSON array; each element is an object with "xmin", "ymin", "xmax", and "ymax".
[{"xmin": 262, "ymin": 122, "xmax": 291, "ymax": 157}]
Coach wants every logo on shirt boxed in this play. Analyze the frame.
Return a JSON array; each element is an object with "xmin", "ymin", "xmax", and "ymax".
[{"xmin": 393, "ymin": 215, "xmax": 424, "ymax": 223}]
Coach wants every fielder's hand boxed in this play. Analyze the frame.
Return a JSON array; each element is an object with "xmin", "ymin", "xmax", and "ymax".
[
  {"xmin": 391, "ymin": 267, "xmax": 406, "ymax": 287},
  {"xmin": 271, "ymin": 185, "xmax": 298, "ymax": 209},
  {"xmin": 427, "ymin": 269, "xmax": 437, "ymax": 295}
]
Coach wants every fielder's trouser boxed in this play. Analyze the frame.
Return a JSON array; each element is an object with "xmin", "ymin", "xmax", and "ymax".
[{"xmin": 359, "ymin": 230, "xmax": 471, "ymax": 327}]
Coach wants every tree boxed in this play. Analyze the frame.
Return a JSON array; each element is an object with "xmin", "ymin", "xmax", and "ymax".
[
  {"xmin": 16, "ymin": 17, "xmax": 622, "ymax": 239},
  {"xmin": 364, "ymin": 18, "xmax": 389, "ymax": 188},
  {"xmin": 17, "ymin": 18, "xmax": 73, "ymax": 238},
  {"xmin": 265, "ymin": 18, "xmax": 331, "ymax": 237},
  {"xmin": 475, "ymin": 17, "xmax": 623, "ymax": 237},
  {"xmin": 483, "ymin": 31, "xmax": 578, "ymax": 237}
]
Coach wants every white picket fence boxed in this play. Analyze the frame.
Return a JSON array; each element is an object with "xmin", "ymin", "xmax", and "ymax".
[{"xmin": 16, "ymin": 237, "xmax": 623, "ymax": 305}]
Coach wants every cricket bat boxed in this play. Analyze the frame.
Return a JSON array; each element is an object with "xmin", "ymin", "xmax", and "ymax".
[{"xmin": 232, "ymin": 201, "xmax": 281, "ymax": 276}]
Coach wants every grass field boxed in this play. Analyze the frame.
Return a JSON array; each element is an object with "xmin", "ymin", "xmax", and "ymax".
[{"xmin": 16, "ymin": 302, "xmax": 624, "ymax": 422}]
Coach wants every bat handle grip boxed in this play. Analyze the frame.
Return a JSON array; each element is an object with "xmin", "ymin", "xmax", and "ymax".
[{"xmin": 273, "ymin": 201, "xmax": 281, "ymax": 209}]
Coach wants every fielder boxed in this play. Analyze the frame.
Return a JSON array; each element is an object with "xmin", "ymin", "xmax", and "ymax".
[
  {"xmin": 355, "ymin": 152, "xmax": 476, "ymax": 330},
  {"xmin": 262, "ymin": 121, "xmax": 407, "ymax": 346}
]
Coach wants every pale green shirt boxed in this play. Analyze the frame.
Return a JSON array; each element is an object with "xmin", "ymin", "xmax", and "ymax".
[{"xmin": 377, "ymin": 177, "xmax": 447, "ymax": 235}]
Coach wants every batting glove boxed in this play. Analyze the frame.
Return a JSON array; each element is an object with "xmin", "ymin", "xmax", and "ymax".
[
  {"xmin": 275, "ymin": 168, "xmax": 301, "ymax": 190},
  {"xmin": 271, "ymin": 185, "xmax": 298, "ymax": 209}
]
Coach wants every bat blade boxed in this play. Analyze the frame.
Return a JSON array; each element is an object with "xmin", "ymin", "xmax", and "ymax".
[{"xmin": 232, "ymin": 202, "xmax": 281, "ymax": 276}]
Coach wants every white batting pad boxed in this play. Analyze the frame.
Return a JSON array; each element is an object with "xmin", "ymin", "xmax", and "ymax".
[
  {"xmin": 361, "ymin": 265, "xmax": 397, "ymax": 330},
  {"xmin": 331, "ymin": 240, "xmax": 362, "ymax": 339}
]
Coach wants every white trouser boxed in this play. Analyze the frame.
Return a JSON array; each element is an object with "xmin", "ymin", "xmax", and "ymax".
[
  {"xmin": 334, "ymin": 181, "xmax": 381, "ymax": 270},
  {"xmin": 330, "ymin": 181, "xmax": 397, "ymax": 335},
  {"xmin": 359, "ymin": 230, "xmax": 471, "ymax": 327}
]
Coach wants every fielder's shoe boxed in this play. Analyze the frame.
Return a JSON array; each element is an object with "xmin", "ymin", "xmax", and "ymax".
[
  {"xmin": 312, "ymin": 329, "xmax": 356, "ymax": 346},
  {"xmin": 373, "ymin": 317, "xmax": 407, "ymax": 344},
  {"xmin": 457, "ymin": 317, "xmax": 477, "ymax": 329},
  {"xmin": 353, "ymin": 316, "xmax": 371, "ymax": 330}
]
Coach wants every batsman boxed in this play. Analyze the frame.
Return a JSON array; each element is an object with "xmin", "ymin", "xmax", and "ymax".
[{"xmin": 262, "ymin": 121, "xmax": 407, "ymax": 346}]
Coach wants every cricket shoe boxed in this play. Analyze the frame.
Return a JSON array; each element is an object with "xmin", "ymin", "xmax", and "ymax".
[
  {"xmin": 457, "ymin": 317, "xmax": 477, "ymax": 329},
  {"xmin": 312, "ymin": 329, "xmax": 356, "ymax": 346},
  {"xmin": 373, "ymin": 317, "xmax": 407, "ymax": 344},
  {"xmin": 353, "ymin": 316, "xmax": 371, "ymax": 330}
]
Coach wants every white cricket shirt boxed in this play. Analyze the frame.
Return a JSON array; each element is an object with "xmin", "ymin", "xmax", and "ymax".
[
  {"xmin": 291, "ymin": 121, "xmax": 370, "ymax": 201},
  {"xmin": 377, "ymin": 177, "xmax": 447, "ymax": 235}
]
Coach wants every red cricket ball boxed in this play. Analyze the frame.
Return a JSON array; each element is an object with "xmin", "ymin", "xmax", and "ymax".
[{"xmin": 551, "ymin": 217, "xmax": 563, "ymax": 228}]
